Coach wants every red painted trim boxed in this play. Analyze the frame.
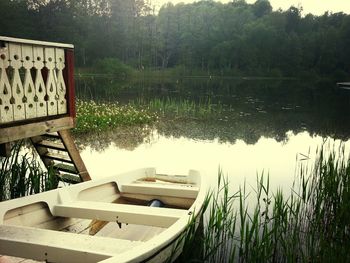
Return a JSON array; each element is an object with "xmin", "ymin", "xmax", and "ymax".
[{"xmin": 64, "ymin": 49, "xmax": 76, "ymax": 122}]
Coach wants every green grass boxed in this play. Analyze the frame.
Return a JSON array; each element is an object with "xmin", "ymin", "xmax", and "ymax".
[
  {"xmin": 0, "ymin": 142, "xmax": 59, "ymax": 201},
  {"xmin": 178, "ymin": 145, "xmax": 350, "ymax": 262},
  {"xmin": 74, "ymin": 100, "xmax": 158, "ymax": 133},
  {"xmin": 132, "ymin": 97, "xmax": 225, "ymax": 120}
]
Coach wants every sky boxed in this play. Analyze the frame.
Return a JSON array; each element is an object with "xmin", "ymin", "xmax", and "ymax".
[{"xmin": 153, "ymin": 0, "xmax": 350, "ymax": 16}]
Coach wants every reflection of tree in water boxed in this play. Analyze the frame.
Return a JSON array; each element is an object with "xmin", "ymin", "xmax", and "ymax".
[
  {"xmin": 73, "ymin": 125, "xmax": 156, "ymax": 152},
  {"xmin": 73, "ymin": 102, "xmax": 350, "ymax": 151},
  {"xmin": 155, "ymin": 82, "xmax": 350, "ymax": 144},
  {"xmin": 74, "ymin": 78, "xmax": 350, "ymax": 148},
  {"xmin": 156, "ymin": 119, "xmax": 291, "ymax": 145},
  {"xmin": 156, "ymin": 105, "xmax": 350, "ymax": 145}
]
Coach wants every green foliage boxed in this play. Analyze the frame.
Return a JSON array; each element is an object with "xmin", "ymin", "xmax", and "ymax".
[
  {"xmin": 179, "ymin": 145, "xmax": 350, "ymax": 262},
  {"xmin": 94, "ymin": 58, "xmax": 134, "ymax": 77},
  {"xmin": 1, "ymin": 0, "xmax": 350, "ymax": 77},
  {"xmin": 74, "ymin": 100, "xmax": 157, "ymax": 133},
  {"xmin": 0, "ymin": 142, "xmax": 59, "ymax": 201}
]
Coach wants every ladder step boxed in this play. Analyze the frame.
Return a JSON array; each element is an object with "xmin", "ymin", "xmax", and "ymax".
[
  {"xmin": 43, "ymin": 152, "xmax": 73, "ymax": 163},
  {"xmin": 30, "ymin": 129, "xmax": 90, "ymax": 185},
  {"xmin": 42, "ymin": 132, "xmax": 61, "ymax": 139},
  {"xmin": 58, "ymin": 173, "xmax": 81, "ymax": 184},
  {"xmin": 35, "ymin": 140, "xmax": 66, "ymax": 151},
  {"xmin": 54, "ymin": 163, "xmax": 77, "ymax": 174}
]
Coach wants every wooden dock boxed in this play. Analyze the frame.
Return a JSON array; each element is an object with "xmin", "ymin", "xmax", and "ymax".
[{"xmin": 0, "ymin": 36, "xmax": 90, "ymax": 181}]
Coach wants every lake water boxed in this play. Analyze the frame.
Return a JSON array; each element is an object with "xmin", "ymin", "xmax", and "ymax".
[{"xmin": 75, "ymin": 77, "xmax": 350, "ymax": 193}]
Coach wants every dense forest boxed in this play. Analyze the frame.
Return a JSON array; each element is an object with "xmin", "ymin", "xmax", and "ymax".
[{"xmin": 1, "ymin": 0, "xmax": 350, "ymax": 77}]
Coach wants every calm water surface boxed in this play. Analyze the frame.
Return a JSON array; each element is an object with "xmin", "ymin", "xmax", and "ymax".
[{"xmin": 75, "ymin": 77, "xmax": 350, "ymax": 192}]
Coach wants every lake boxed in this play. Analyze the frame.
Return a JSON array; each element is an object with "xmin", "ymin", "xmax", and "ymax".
[{"xmin": 75, "ymin": 77, "xmax": 350, "ymax": 193}]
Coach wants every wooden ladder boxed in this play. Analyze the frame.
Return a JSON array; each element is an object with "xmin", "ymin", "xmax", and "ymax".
[{"xmin": 30, "ymin": 130, "xmax": 91, "ymax": 184}]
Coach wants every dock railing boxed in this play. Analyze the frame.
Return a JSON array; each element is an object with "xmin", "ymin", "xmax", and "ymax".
[{"xmin": 0, "ymin": 36, "xmax": 76, "ymax": 144}]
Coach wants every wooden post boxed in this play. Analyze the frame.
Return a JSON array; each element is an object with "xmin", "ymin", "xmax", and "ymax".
[
  {"xmin": 64, "ymin": 49, "xmax": 76, "ymax": 122},
  {"xmin": 0, "ymin": 143, "xmax": 11, "ymax": 157},
  {"xmin": 58, "ymin": 129, "xmax": 91, "ymax": 182}
]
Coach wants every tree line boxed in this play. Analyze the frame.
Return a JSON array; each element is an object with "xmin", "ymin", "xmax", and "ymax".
[{"xmin": 1, "ymin": 0, "xmax": 350, "ymax": 77}]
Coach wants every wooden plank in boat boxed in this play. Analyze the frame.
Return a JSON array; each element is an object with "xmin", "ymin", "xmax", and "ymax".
[
  {"xmin": 0, "ymin": 255, "xmax": 37, "ymax": 263},
  {"xmin": 53, "ymin": 201, "xmax": 187, "ymax": 228},
  {"xmin": 120, "ymin": 192, "xmax": 195, "ymax": 209},
  {"xmin": 0, "ymin": 256, "xmax": 41, "ymax": 263},
  {"xmin": 121, "ymin": 182, "xmax": 199, "ymax": 199},
  {"xmin": 35, "ymin": 217, "xmax": 87, "ymax": 233},
  {"xmin": 94, "ymin": 222, "xmax": 165, "ymax": 242},
  {"xmin": 0, "ymin": 225, "xmax": 142, "ymax": 263},
  {"xmin": 3, "ymin": 202, "xmax": 101, "ymax": 236}
]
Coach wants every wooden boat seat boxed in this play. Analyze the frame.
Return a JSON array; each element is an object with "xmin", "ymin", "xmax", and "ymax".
[
  {"xmin": 121, "ymin": 182, "xmax": 199, "ymax": 199},
  {"xmin": 0, "ymin": 224, "xmax": 143, "ymax": 263},
  {"xmin": 53, "ymin": 201, "xmax": 187, "ymax": 228}
]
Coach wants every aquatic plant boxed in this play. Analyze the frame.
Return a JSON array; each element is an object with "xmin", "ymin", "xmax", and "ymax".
[
  {"xmin": 179, "ymin": 145, "xmax": 350, "ymax": 262},
  {"xmin": 0, "ymin": 142, "xmax": 58, "ymax": 201},
  {"xmin": 132, "ymin": 97, "xmax": 225, "ymax": 120},
  {"xmin": 75, "ymin": 100, "xmax": 158, "ymax": 133}
]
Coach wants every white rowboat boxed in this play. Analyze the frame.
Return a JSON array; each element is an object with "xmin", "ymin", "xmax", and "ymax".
[{"xmin": 0, "ymin": 168, "xmax": 206, "ymax": 263}]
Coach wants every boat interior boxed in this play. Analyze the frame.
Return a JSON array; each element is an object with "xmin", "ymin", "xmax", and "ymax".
[{"xmin": 0, "ymin": 172, "xmax": 200, "ymax": 263}]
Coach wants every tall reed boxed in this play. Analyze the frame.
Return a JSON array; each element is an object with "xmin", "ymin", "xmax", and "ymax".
[
  {"xmin": 0, "ymin": 142, "xmax": 58, "ymax": 201},
  {"xmin": 179, "ymin": 144, "xmax": 350, "ymax": 262},
  {"xmin": 132, "ymin": 97, "xmax": 225, "ymax": 119}
]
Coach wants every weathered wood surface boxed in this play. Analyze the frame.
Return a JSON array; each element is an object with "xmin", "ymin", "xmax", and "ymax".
[
  {"xmin": 64, "ymin": 49, "xmax": 76, "ymax": 118},
  {"xmin": 0, "ymin": 117, "xmax": 74, "ymax": 144},
  {"xmin": 121, "ymin": 192, "xmax": 195, "ymax": 209},
  {"xmin": 30, "ymin": 130, "xmax": 90, "ymax": 184},
  {"xmin": 0, "ymin": 255, "xmax": 41, "ymax": 263},
  {"xmin": 121, "ymin": 182, "xmax": 199, "ymax": 199},
  {"xmin": 94, "ymin": 222, "xmax": 165, "ymax": 241},
  {"xmin": 58, "ymin": 130, "xmax": 91, "ymax": 181},
  {"xmin": 0, "ymin": 36, "xmax": 74, "ymax": 49},
  {"xmin": 0, "ymin": 224, "xmax": 142, "ymax": 263},
  {"xmin": 53, "ymin": 201, "xmax": 186, "ymax": 228}
]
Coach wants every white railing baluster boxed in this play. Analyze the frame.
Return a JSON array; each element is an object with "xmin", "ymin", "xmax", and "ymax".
[
  {"xmin": 56, "ymin": 48, "xmax": 67, "ymax": 114},
  {"xmin": 22, "ymin": 44, "xmax": 37, "ymax": 119},
  {"xmin": 0, "ymin": 44, "xmax": 13, "ymax": 123},
  {"xmin": 44, "ymin": 47, "xmax": 58, "ymax": 116},
  {"xmin": 0, "ymin": 37, "xmax": 70, "ymax": 125},
  {"xmin": 9, "ymin": 43, "xmax": 25, "ymax": 121},
  {"xmin": 33, "ymin": 46, "xmax": 47, "ymax": 118}
]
